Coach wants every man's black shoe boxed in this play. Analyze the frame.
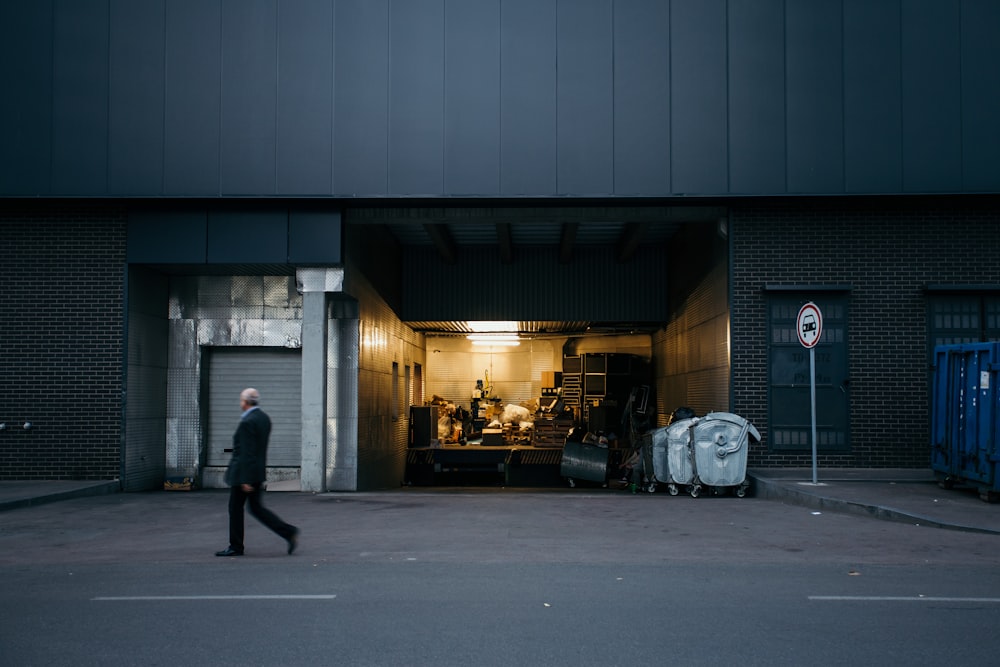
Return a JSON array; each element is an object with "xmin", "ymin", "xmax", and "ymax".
[
  {"xmin": 287, "ymin": 527, "xmax": 299, "ymax": 555},
  {"xmin": 215, "ymin": 547, "xmax": 243, "ymax": 557}
]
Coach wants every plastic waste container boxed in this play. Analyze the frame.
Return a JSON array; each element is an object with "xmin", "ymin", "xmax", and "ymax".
[
  {"xmin": 691, "ymin": 412, "xmax": 759, "ymax": 497},
  {"xmin": 560, "ymin": 440, "xmax": 609, "ymax": 488}
]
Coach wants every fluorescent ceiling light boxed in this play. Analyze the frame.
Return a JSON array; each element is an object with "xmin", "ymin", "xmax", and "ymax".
[
  {"xmin": 467, "ymin": 333, "xmax": 521, "ymax": 347},
  {"xmin": 466, "ymin": 321, "xmax": 518, "ymax": 333},
  {"xmin": 466, "ymin": 333, "xmax": 520, "ymax": 341}
]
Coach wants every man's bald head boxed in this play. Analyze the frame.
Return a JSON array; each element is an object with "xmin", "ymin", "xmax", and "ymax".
[{"xmin": 241, "ymin": 388, "xmax": 260, "ymax": 406}]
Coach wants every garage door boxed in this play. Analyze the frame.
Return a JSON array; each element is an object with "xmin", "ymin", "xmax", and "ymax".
[{"xmin": 207, "ymin": 348, "xmax": 302, "ymax": 468}]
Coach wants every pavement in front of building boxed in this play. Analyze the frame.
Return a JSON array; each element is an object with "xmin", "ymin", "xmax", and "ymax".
[
  {"xmin": 1, "ymin": 468, "xmax": 998, "ymax": 535},
  {"xmin": 749, "ymin": 467, "xmax": 1000, "ymax": 535}
]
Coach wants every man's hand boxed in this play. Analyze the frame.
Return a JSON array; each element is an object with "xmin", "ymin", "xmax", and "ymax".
[{"xmin": 241, "ymin": 483, "xmax": 254, "ymax": 493}]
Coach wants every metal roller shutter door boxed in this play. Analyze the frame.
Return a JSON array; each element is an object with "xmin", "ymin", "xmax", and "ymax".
[{"xmin": 207, "ymin": 348, "xmax": 302, "ymax": 468}]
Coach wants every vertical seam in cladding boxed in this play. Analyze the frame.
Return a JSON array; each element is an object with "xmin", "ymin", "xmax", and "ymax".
[
  {"xmin": 105, "ymin": 0, "xmax": 111, "ymax": 195},
  {"xmin": 49, "ymin": 4, "xmax": 55, "ymax": 193},
  {"xmin": 724, "ymin": 0, "xmax": 730, "ymax": 194},
  {"xmin": 666, "ymin": 0, "xmax": 673, "ymax": 194},
  {"xmin": 610, "ymin": 0, "xmax": 615, "ymax": 194},
  {"xmin": 956, "ymin": 0, "xmax": 964, "ymax": 190},
  {"xmin": 497, "ymin": 0, "xmax": 503, "ymax": 192},
  {"xmin": 274, "ymin": 0, "xmax": 279, "ymax": 194},
  {"xmin": 218, "ymin": 1, "xmax": 224, "ymax": 196},
  {"xmin": 331, "ymin": 1, "xmax": 336, "ymax": 194},
  {"xmin": 897, "ymin": 0, "xmax": 903, "ymax": 189},
  {"xmin": 782, "ymin": 0, "xmax": 788, "ymax": 194},
  {"xmin": 386, "ymin": 0, "xmax": 391, "ymax": 194},
  {"xmin": 555, "ymin": 0, "xmax": 559, "ymax": 194},
  {"xmin": 161, "ymin": 0, "xmax": 167, "ymax": 194},
  {"xmin": 840, "ymin": 0, "xmax": 846, "ymax": 192},
  {"xmin": 441, "ymin": 0, "xmax": 448, "ymax": 192}
]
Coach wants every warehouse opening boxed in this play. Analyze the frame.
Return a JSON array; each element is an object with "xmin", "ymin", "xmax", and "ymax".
[{"xmin": 348, "ymin": 205, "xmax": 732, "ymax": 487}]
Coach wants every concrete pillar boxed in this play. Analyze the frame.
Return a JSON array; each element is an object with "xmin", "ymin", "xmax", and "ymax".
[
  {"xmin": 299, "ymin": 290, "xmax": 328, "ymax": 492},
  {"xmin": 296, "ymin": 268, "xmax": 345, "ymax": 493},
  {"xmin": 327, "ymin": 296, "xmax": 360, "ymax": 491}
]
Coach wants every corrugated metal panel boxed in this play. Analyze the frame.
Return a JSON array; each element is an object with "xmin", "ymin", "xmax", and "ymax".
[
  {"xmin": 349, "ymin": 260, "xmax": 426, "ymax": 491},
  {"xmin": 384, "ymin": 223, "xmax": 432, "ymax": 246},
  {"xmin": 350, "ymin": 206, "xmax": 703, "ymax": 247},
  {"xmin": 402, "ymin": 245, "xmax": 668, "ymax": 322},
  {"xmin": 509, "ymin": 222, "xmax": 562, "ymax": 244},
  {"xmin": 207, "ymin": 348, "xmax": 302, "ymax": 468},
  {"xmin": 655, "ymin": 246, "xmax": 730, "ymax": 417},
  {"xmin": 461, "ymin": 223, "xmax": 501, "ymax": 244}
]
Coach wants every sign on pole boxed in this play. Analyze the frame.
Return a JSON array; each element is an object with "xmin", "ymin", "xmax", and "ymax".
[
  {"xmin": 796, "ymin": 302, "xmax": 823, "ymax": 349},
  {"xmin": 796, "ymin": 302, "xmax": 823, "ymax": 484}
]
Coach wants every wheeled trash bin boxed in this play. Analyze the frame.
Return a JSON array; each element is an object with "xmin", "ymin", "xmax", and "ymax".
[
  {"xmin": 666, "ymin": 417, "xmax": 701, "ymax": 496},
  {"xmin": 645, "ymin": 418, "xmax": 701, "ymax": 496},
  {"xmin": 561, "ymin": 440, "xmax": 609, "ymax": 488},
  {"xmin": 691, "ymin": 412, "xmax": 759, "ymax": 497}
]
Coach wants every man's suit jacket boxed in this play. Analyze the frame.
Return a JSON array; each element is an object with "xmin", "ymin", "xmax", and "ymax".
[{"xmin": 224, "ymin": 408, "xmax": 271, "ymax": 486}]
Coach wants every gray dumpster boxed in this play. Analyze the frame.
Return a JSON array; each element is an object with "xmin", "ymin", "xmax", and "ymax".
[
  {"xmin": 666, "ymin": 417, "xmax": 700, "ymax": 495},
  {"xmin": 691, "ymin": 412, "xmax": 759, "ymax": 497},
  {"xmin": 645, "ymin": 418, "xmax": 701, "ymax": 496}
]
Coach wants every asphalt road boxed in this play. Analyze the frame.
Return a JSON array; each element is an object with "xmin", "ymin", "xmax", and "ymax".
[{"xmin": 2, "ymin": 490, "xmax": 999, "ymax": 665}]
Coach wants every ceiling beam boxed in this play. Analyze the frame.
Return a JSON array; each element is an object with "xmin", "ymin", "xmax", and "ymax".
[
  {"xmin": 496, "ymin": 222, "xmax": 513, "ymax": 263},
  {"xmin": 615, "ymin": 222, "xmax": 649, "ymax": 262},
  {"xmin": 559, "ymin": 222, "xmax": 578, "ymax": 264},
  {"xmin": 423, "ymin": 223, "xmax": 458, "ymax": 264}
]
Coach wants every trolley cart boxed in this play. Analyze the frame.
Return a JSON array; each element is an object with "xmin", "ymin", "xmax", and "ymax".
[
  {"xmin": 561, "ymin": 440, "xmax": 610, "ymax": 488},
  {"xmin": 691, "ymin": 412, "xmax": 760, "ymax": 497}
]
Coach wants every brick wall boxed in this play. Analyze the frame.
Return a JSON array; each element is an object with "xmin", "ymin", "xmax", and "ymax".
[
  {"xmin": 732, "ymin": 202, "xmax": 1000, "ymax": 468},
  {"xmin": 0, "ymin": 205, "xmax": 125, "ymax": 480}
]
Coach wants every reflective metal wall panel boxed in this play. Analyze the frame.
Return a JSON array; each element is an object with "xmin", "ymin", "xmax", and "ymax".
[
  {"xmin": 165, "ymin": 275, "xmax": 303, "ymax": 480},
  {"xmin": 347, "ymin": 257, "xmax": 424, "ymax": 491}
]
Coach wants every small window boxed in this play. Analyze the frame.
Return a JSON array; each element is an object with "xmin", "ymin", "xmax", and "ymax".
[
  {"xmin": 404, "ymin": 365, "xmax": 411, "ymax": 411},
  {"xmin": 413, "ymin": 363, "xmax": 423, "ymax": 406},
  {"xmin": 392, "ymin": 362, "xmax": 399, "ymax": 421}
]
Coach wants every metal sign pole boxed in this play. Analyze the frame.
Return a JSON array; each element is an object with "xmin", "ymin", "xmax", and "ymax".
[
  {"xmin": 810, "ymin": 346, "xmax": 818, "ymax": 485},
  {"xmin": 796, "ymin": 301, "xmax": 823, "ymax": 486}
]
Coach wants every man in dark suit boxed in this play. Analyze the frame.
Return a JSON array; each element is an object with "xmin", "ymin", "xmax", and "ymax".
[{"xmin": 215, "ymin": 388, "xmax": 299, "ymax": 557}]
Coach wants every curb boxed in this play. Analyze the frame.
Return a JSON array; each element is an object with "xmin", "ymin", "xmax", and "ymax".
[
  {"xmin": 749, "ymin": 474, "xmax": 1000, "ymax": 536},
  {"xmin": 0, "ymin": 481, "xmax": 120, "ymax": 513}
]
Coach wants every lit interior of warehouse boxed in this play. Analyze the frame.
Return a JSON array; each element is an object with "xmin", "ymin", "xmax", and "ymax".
[{"xmin": 353, "ymin": 206, "xmax": 732, "ymax": 488}]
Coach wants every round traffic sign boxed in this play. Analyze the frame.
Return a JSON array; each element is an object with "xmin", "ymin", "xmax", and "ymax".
[{"xmin": 796, "ymin": 302, "xmax": 823, "ymax": 348}]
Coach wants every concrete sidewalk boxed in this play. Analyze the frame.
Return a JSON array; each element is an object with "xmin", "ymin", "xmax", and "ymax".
[
  {"xmin": 1, "ymin": 469, "xmax": 998, "ymax": 535},
  {"xmin": 0, "ymin": 480, "xmax": 120, "ymax": 511},
  {"xmin": 750, "ymin": 468, "xmax": 1000, "ymax": 535}
]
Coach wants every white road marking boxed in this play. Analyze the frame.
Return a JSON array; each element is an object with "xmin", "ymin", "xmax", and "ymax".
[
  {"xmin": 92, "ymin": 595, "xmax": 337, "ymax": 601},
  {"xmin": 810, "ymin": 596, "xmax": 1000, "ymax": 603}
]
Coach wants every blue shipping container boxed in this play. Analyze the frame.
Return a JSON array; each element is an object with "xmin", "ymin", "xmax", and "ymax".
[{"xmin": 930, "ymin": 343, "xmax": 1000, "ymax": 502}]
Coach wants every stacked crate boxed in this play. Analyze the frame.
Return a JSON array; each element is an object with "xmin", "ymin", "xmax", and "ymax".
[{"xmin": 532, "ymin": 417, "xmax": 572, "ymax": 447}]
